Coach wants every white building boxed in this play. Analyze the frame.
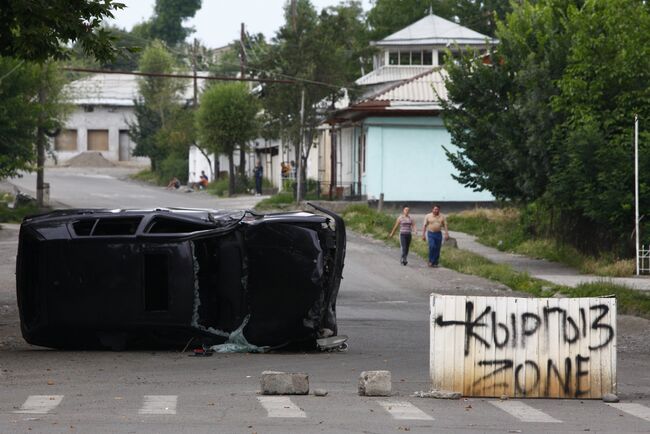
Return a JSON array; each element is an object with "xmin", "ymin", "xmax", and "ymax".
[
  {"xmin": 317, "ymin": 13, "xmax": 496, "ymax": 203},
  {"xmin": 55, "ymin": 72, "xmax": 208, "ymax": 166}
]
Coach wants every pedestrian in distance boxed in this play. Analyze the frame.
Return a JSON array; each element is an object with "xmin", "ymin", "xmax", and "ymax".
[
  {"xmin": 389, "ymin": 205, "xmax": 416, "ymax": 265},
  {"xmin": 422, "ymin": 204, "xmax": 449, "ymax": 267},
  {"xmin": 253, "ymin": 160, "xmax": 263, "ymax": 196},
  {"xmin": 191, "ymin": 170, "xmax": 209, "ymax": 190}
]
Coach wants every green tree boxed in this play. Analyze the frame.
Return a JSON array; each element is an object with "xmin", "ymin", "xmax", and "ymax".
[
  {"xmin": 136, "ymin": 0, "xmax": 202, "ymax": 46},
  {"xmin": 367, "ymin": 0, "xmax": 511, "ymax": 39},
  {"xmin": 129, "ymin": 42, "xmax": 186, "ymax": 173},
  {"xmin": 196, "ymin": 83, "xmax": 260, "ymax": 196},
  {"xmin": 0, "ymin": 61, "xmax": 69, "ymax": 207},
  {"xmin": 368, "ymin": 0, "xmax": 453, "ymax": 40},
  {"xmin": 441, "ymin": 0, "xmax": 650, "ymax": 254},
  {"xmin": 252, "ymin": 0, "xmax": 370, "ymax": 198},
  {"xmin": 549, "ymin": 0, "xmax": 650, "ymax": 252},
  {"xmin": 442, "ymin": 1, "xmax": 573, "ymax": 202},
  {"xmin": 0, "ymin": 0, "xmax": 125, "ymax": 62},
  {"xmin": 0, "ymin": 59, "xmax": 68, "ymax": 179}
]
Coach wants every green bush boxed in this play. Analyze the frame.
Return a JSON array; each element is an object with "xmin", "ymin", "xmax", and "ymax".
[
  {"xmin": 130, "ymin": 169, "xmax": 160, "ymax": 184},
  {"xmin": 207, "ymin": 174, "xmax": 252, "ymax": 197},
  {"xmin": 158, "ymin": 154, "xmax": 188, "ymax": 184},
  {"xmin": 0, "ymin": 193, "xmax": 40, "ymax": 223}
]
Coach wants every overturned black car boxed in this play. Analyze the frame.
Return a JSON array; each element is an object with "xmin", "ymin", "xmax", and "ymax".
[{"xmin": 16, "ymin": 203, "xmax": 345, "ymax": 351}]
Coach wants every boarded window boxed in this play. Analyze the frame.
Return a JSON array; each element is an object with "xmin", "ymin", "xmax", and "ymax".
[
  {"xmin": 87, "ymin": 129, "xmax": 109, "ymax": 151},
  {"xmin": 55, "ymin": 129, "xmax": 77, "ymax": 151}
]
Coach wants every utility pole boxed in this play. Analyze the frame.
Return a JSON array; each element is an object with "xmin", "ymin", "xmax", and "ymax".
[
  {"xmin": 329, "ymin": 126, "xmax": 337, "ymax": 200},
  {"xmin": 239, "ymin": 23, "xmax": 248, "ymax": 179},
  {"xmin": 36, "ymin": 79, "xmax": 47, "ymax": 207},
  {"xmin": 239, "ymin": 23, "xmax": 247, "ymax": 80},
  {"xmin": 297, "ymin": 87, "xmax": 305, "ymax": 202},
  {"xmin": 192, "ymin": 38, "xmax": 198, "ymax": 107},
  {"xmin": 635, "ymin": 114, "xmax": 640, "ymax": 275}
]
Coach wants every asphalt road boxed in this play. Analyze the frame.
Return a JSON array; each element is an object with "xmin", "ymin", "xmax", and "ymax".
[{"xmin": 1, "ymin": 167, "xmax": 649, "ymax": 433}]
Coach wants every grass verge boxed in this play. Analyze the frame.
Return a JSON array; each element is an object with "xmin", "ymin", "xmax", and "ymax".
[
  {"xmin": 449, "ymin": 208, "xmax": 635, "ymax": 277},
  {"xmin": 448, "ymin": 208, "xmax": 635, "ymax": 277},
  {"xmin": 254, "ymin": 192, "xmax": 296, "ymax": 211},
  {"xmin": 342, "ymin": 204, "xmax": 650, "ymax": 319},
  {"xmin": 130, "ymin": 169, "xmax": 163, "ymax": 185},
  {"xmin": 0, "ymin": 193, "xmax": 41, "ymax": 226}
]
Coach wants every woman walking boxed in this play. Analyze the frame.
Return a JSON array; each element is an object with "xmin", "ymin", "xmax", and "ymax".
[{"xmin": 389, "ymin": 205, "xmax": 415, "ymax": 265}]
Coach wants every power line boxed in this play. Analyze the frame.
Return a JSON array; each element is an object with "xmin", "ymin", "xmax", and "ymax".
[{"xmin": 61, "ymin": 67, "xmax": 296, "ymax": 84}]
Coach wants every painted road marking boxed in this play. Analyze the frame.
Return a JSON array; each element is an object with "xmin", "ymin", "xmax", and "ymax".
[
  {"xmin": 257, "ymin": 396, "xmax": 306, "ymax": 418},
  {"xmin": 138, "ymin": 395, "xmax": 177, "ymax": 415},
  {"xmin": 607, "ymin": 403, "xmax": 650, "ymax": 422},
  {"xmin": 377, "ymin": 401, "xmax": 434, "ymax": 420},
  {"xmin": 489, "ymin": 401, "xmax": 561, "ymax": 423},
  {"xmin": 14, "ymin": 395, "xmax": 64, "ymax": 414}
]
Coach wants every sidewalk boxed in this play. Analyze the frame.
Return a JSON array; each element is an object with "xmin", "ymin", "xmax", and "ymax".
[
  {"xmin": 407, "ymin": 211, "xmax": 650, "ymax": 291},
  {"xmin": 450, "ymin": 230, "xmax": 650, "ymax": 291}
]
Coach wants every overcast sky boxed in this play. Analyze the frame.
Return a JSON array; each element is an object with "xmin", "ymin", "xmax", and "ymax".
[{"xmin": 107, "ymin": 0, "xmax": 373, "ymax": 48}]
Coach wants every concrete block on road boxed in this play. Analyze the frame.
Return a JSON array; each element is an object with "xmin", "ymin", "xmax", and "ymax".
[
  {"xmin": 602, "ymin": 393, "xmax": 619, "ymax": 403},
  {"xmin": 443, "ymin": 237, "xmax": 458, "ymax": 248},
  {"xmin": 358, "ymin": 370, "xmax": 391, "ymax": 396},
  {"xmin": 260, "ymin": 371, "xmax": 309, "ymax": 395},
  {"xmin": 413, "ymin": 389, "xmax": 462, "ymax": 399}
]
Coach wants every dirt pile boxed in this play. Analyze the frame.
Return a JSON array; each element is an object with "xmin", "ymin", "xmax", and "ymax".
[{"xmin": 65, "ymin": 152, "xmax": 115, "ymax": 168}]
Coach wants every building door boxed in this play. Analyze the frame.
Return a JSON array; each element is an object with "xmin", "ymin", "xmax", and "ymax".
[
  {"xmin": 119, "ymin": 130, "xmax": 130, "ymax": 161},
  {"xmin": 87, "ymin": 129, "xmax": 109, "ymax": 151}
]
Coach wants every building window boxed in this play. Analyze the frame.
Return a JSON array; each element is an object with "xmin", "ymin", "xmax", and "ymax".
[
  {"xmin": 388, "ymin": 50, "xmax": 434, "ymax": 66},
  {"xmin": 423, "ymin": 50, "xmax": 433, "ymax": 65},
  {"xmin": 54, "ymin": 129, "xmax": 77, "ymax": 151},
  {"xmin": 399, "ymin": 51, "xmax": 410, "ymax": 65},
  {"xmin": 438, "ymin": 51, "xmax": 461, "ymax": 65},
  {"xmin": 87, "ymin": 129, "xmax": 109, "ymax": 151}
]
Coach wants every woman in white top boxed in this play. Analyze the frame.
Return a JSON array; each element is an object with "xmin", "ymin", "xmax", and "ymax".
[{"xmin": 389, "ymin": 205, "xmax": 416, "ymax": 265}]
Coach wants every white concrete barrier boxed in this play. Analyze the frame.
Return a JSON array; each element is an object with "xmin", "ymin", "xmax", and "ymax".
[{"xmin": 430, "ymin": 295, "xmax": 616, "ymax": 398}]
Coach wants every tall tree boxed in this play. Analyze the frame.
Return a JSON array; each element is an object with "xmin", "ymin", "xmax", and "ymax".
[
  {"xmin": 441, "ymin": 0, "xmax": 650, "ymax": 254},
  {"xmin": 196, "ymin": 83, "xmax": 260, "ymax": 196},
  {"xmin": 138, "ymin": 0, "xmax": 202, "ymax": 47},
  {"xmin": 0, "ymin": 59, "xmax": 68, "ymax": 179},
  {"xmin": 0, "ymin": 0, "xmax": 125, "ymax": 62},
  {"xmin": 129, "ymin": 42, "xmax": 185, "ymax": 172},
  {"xmin": 252, "ymin": 0, "xmax": 370, "ymax": 199},
  {"xmin": 442, "ymin": 0, "xmax": 572, "ymax": 202},
  {"xmin": 367, "ymin": 0, "xmax": 511, "ymax": 40},
  {"xmin": 549, "ymin": 0, "xmax": 650, "ymax": 251}
]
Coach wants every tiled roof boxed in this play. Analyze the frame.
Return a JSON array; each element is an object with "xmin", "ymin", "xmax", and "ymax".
[
  {"xmin": 355, "ymin": 65, "xmax": 434, "ymax": 86},
  {"xmin": 64, "ymin": 72, "xmax": 210, "ymax": 106},
  {"xmin": 374, "ymin": 14, "xmax": 494, "ymax": 47},
  {"xmin": 367, "ymin": 68, "xmax": 448, "ymax": 108}
]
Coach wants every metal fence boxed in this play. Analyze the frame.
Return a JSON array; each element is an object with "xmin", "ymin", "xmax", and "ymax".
[{"xmin": 639, "ymin": 245, "xmax": 650, "ymax": 274}]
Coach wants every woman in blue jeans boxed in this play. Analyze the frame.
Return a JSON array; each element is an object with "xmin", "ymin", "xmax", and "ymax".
[
  {"xmin": 421, "ymin": 205, "xmax": 449, "ymax": 267},
  {"xmin": 389, "ymin": 205, "xmax": 415, "ymax": 265}
]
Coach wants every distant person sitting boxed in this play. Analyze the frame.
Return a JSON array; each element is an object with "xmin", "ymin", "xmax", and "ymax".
[
  {"xmin": 166, "ymin": 177, "xmax": 181, "ymax": 190},
  {"xmin": 192, "ymin": 170, "xmax": 209, "ymax": 190}
]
